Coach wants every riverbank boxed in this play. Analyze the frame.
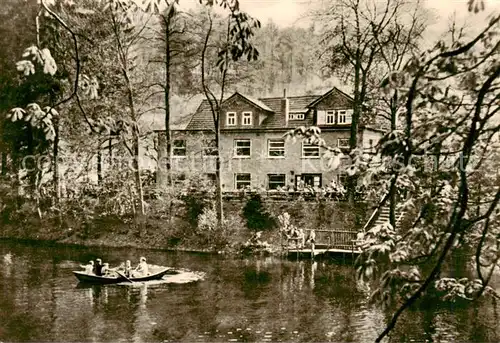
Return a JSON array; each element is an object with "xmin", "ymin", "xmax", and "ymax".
[
  {"xmin": 0, "ymin": 197, "xmax": 368, "ymax": 255},
  {"xmin": 0, "ymin": 214, "xmax": 235, "ymax": 254},
  {"xmin": 0, "ymin": 221, "xmax": 279, "ymax": 257}
]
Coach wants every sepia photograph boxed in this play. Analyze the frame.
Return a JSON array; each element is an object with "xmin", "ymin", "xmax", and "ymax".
[{"xmin": 0, "ymin": 0, "xmax": 499, "ymax": 341}]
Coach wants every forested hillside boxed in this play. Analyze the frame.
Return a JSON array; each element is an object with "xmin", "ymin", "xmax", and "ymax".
[
  {"xmin": 141, "ymin": 12, "xmax": 332, "ymax": 131},
  {"xmin": 1, "ymin": 1, "xmax": 500, "ymax": 341}
]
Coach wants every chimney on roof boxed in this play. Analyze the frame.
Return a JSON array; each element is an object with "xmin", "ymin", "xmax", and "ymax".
[{"xmin": 282, "ymin": 89, "xmax": 289, "ymax": 125}]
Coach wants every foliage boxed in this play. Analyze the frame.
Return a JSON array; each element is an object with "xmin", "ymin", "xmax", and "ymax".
[
  {"xmin": 240, "ymin": 231, "xmax": 272, "ymax": 255},
  {"xmin": 198, "ymin": 0, "xmax": 262, "ymax": 228},
  {"xmin": 277, "ymin": 212, "xmax": 298, "ymax": 240},
  {"xmin": 197, "ymin": 205, "xmax": 218, "ymax": 232},
  {"xmin": 177, "ymin": 173, "xmax": 216, "ymax": 227},
  {"xmin": 359, "ymin": 8, "xmax": 500, "ymax": 342},
  {"xmin": 313, "ymin": 0, "xmax": 429, "ymax": 200},
  {"xmin": 284, "ymin": 2, "xmax": 500, "ymax": 341},
  {"xmin": 195, "ymin": 206, "xmax": 234, "ymax": 250},
  {"xmin": 242, "ymin": 193, "xmax": 276, "ymax": 231}
]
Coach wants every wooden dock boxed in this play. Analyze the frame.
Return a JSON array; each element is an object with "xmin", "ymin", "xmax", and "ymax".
[
  {"xmin": 285, "ymin": 228, "xmax": 363, "ymax": 260},
  {"xmin": 287, "ymin": 247, "xmax": 361, "ymax": 260}
]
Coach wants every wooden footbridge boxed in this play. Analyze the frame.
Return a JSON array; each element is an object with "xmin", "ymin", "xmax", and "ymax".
[
  {"xmin": 286, "ymin": 228, "xmax": 363, "ymax": 260},
  {"xmin": 285, "ymin": 205, "xmax": 405, "ymax": 260}
]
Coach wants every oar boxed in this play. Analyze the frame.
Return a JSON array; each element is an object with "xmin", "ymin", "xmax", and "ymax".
[{"xmin": 116, "ymin": 270, "xmax": 135, "ymax": 283}]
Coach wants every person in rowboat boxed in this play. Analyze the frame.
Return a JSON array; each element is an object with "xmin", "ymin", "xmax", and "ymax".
[
  {"xmin": 133, "ymin": 257, "xmax": 149, "ymax": 277},
  {"xmin": 101, "ymin": 263, "xmax": 111, "ymax": 276},
  {"xmin": 94, "ymin": 258, "xmax": 103, "ymax": 276},
  {"xmin": 115, "ymin": 260, "xmax": 133, "ymax": 277},
  {"xmin": 124, "ymin": 260, "xmax": 132, "ymax": 277},
  {"xmin": 80, "ymin": 260, "xmax": 94, "ymax": 274}
]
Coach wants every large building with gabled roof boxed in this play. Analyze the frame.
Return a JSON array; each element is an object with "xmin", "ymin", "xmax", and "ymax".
[{"xmin": 155, "ymin": 87, "xmax": 383, "ymax": 191}]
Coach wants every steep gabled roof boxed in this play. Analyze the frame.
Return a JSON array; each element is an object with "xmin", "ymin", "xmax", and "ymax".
[
  {"xmin": 184, "ymin": 93, "xmax": 321, "ymax": 131},
  {"xmin": 185, "ymin": 99, "xmax": 217, "ymax": 131},
  {"xmin": 260, "ymin": 95, "xmax": 320, "ymax": 114},
  {"xmin": 306, "ymin": 87, "xmax": 354, "ymax": 108},
  {"xmin": 233, "ymin": 92, "xmax": 274, "ymax": 112},
  {"xmin": 258, "ymin": 95, "xmax": 319, "ymax": 129}
]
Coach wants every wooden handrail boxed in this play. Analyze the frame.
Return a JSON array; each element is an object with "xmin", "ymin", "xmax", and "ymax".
[
  {"xmin": 396, "ymin": 211, "xmax": 405, "ymax": 226},
  {"xmin": 301, "ymin": 229, "xmax": 356, "ymax": 233},
  {"xmin": 362, "ymin": 206, "xmax": 380, "ymax": 233}
]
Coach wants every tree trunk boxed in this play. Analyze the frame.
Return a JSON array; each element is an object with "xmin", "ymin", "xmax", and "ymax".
[
  {"xmin": 108, "ymin": 136, "xmax": 113, "ymax": 166},
  {"xmin": 390, "ymin": 91, "xmax": 398, "ymax": 131},
  {"xmin": 164, "ymin": 13, "xmax": 173, "ymax": 186},
  {"xmin": 1, "ymin": 152, "xmax": 7, "ymax": 176},
  {"xmin": 53, "ymin": 116, "xmax": 60, "ymax": 203},
  {"xmin": 97, "ymin": 148, "xmax": 102, "ymax": 184},
  {"xmin": 389, "ymin": 183, "xmax": 396, "ymax": 229},
  {"xmin": 200, "ymin": 11, "xmax": 224, "ymax": 227},
  {"xmin": 389, "ymin": 90, "xmax": 398, "ymax": 229},
  {"xmin": 111, "ymin": 8, "xmax": 144, "ymax": 216},
  {"xmin": 132, "ymin": 124, "xmax": 145, "ymax": 216},
  {"xmin": 347, "ymin": 51, "xmax": 362, "ymax": 203},
  {"xmin": 125, "ymin": 82, "xmax": 145, "ymax": 216},
  {"xmin": 35, "ymin": 170, "xmax": 42, "ymax": 219},
  {"xmin": 214, "ymin": 116, "xmax": 224, "ymax": 226}
]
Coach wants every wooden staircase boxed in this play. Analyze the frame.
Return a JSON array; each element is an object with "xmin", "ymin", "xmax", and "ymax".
[
  {"xmin": 286, "ymin": 205, "xmax": 406, "ymax": 259},
  {"xmin": 362, "ymin": 204, "xmax": 405, "ymax": 236},
  {"xmin": 372, "ymin": 205, "xmax": 405, "ymax": 229}
]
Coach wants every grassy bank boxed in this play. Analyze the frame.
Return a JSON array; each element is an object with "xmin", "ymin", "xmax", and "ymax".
[{"xmin": 0, "ymin": 194, "xmax": 368, "ymax": 254}]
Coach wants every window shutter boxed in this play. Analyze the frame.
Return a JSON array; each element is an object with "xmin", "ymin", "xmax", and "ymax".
[
  {"xmin": 346, "ymin": 110, "xmax": 353, "ymax": 124},
  {"xmin": 317, "ymin": 110, "xmax": 326, "ymax": 125}
]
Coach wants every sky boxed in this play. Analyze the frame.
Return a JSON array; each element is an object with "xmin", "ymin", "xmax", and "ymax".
[{"xmin": 177, "ymin": 0, "xmax": 500, "ymax": 29}]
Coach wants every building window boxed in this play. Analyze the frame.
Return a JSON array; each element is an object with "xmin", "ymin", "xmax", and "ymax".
[
  {"xmin": 172, "ymin": 139, "xmax": 186, "ymax": 157},
  {"xmin": 326, "ymin": 110, "xmax": 335, "ymax": 124},
  {"xmin": 235, "ymin": 173, "xmax": 251, "ymax": 189},
  {"xmin": 268, "ymin": 139, "xmax": 285, "ymax": 158},
  {"xmin": 338, "ymin": 138, "xmax": 349, "ymax": 148},
  {"xmin": 242, "ymin": 112, "xmax": 252, "ymax": 126},
  {"xmin": 289, "ymin": 113, "xmax": 305, "ymax": 120},
  {"xmin": 337, "ymin": 110, "xmax": 352, "ymax": 124},
  {"xmin": 226, "ymin": 112, "xmax": 236, "ymax": 126},
  {"xmin": 302, "ymin": 142, "xmax": 320, "ymax": 158},
  {"xmin": 234, "ymin": 139, "xmax": 251, "ymax": 157},
  {"xmin": 268, "ymin": 174, "xmax": 286, "ymax": 190},
  {"xmin": 203, "ymin": 138, "xmax": 218, "ymax": 156},
  {"xmin": 296, "ymin": 174, "xmax": 322, "ymax": 188}
]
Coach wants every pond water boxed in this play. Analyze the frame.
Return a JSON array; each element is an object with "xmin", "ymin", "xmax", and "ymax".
[{"xmin": 0, "ymin": 240, "xmax": 499, "ymax": 342}]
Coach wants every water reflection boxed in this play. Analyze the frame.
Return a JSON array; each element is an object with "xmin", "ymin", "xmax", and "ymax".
[
  {"xmin": 133, "ymin": 284, "xmax": 151, "ymax": 343},
  {"xmin": 3, "ymin": 252, "xmax": 13, "ymax": 278},
  {"xmin": 310, "ymin": 261, "xmax": 317, "ymax": 289},
  {"xmin": 0, "ymin": 241, "xmax": 499, "ymax": 342}
]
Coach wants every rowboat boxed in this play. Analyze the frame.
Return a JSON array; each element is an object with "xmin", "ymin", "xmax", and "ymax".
[{"xmin": 73, "ymin": 266, "xmax": 177, "ymax": 284}]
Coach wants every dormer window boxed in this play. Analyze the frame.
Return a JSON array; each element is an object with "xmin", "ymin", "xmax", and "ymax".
[
  {"xmin": 317, "ymin": 109, "xmax": 353, "ymax": 125},
  {"xmin": 226, "ymin": 112, "xmax": 236, "ymax": 126},
  {"xmin": 242, "ymin": 112, "xmax": 252, "ymax": 126},
  {"xmin": 326, "ymin": 111, "xmax": 335, "ymax": 124},
  {"xmin": 337, "ymin": 110, "xmax": 352, "ymax": 124},
  {"xmin": 338, "ymin": 110, "xmax": 347, "ymax": 124}
]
